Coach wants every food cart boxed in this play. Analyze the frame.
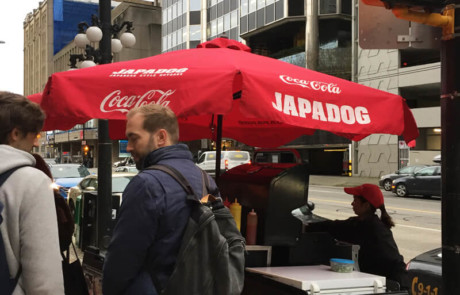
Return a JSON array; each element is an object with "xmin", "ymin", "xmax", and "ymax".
[{"xmin": 218, "ymin": 163, "xmax": 409, "ymax": 295}]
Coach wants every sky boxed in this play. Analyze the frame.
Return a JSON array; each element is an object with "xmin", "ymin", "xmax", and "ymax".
[{"xmin": 0, "ymin": 1, "xmax": 42, "ymax": 95}]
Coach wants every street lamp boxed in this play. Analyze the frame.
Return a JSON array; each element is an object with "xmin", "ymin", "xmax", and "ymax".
[{"xmin": 70, "ymin": 14, "xmax": 136, "ymax": 69}]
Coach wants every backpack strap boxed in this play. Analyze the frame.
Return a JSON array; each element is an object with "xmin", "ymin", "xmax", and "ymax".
[
  {"xmin": 0, "ymin": 166, "xmax": 26, "ymax": 294},
  {"xmin": 145, "ymin": 164, "xmax": 199, "ymax": 202}
]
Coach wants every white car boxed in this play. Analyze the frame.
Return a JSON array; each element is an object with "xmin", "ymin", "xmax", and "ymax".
[
  {"xmin": 196, "ymin": 151, "xmax": 251, "ymax": 176},
  {"xmin": 115, "ymin": 166, "xmax": 139, "ymax": 173},
  {"xmin": 67, "ymin": 172, "xmax": 136, "ymax": 217}
]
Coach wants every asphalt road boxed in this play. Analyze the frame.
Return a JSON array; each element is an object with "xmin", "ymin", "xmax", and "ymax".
[{"xmin": 307, "ymin": 185, "xmax": 441, "ymax": 263}]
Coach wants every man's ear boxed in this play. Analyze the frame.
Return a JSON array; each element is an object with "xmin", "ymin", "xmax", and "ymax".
[
  {"xmin": 155, "ymin": 129, "xmax": 170, "ymax": 147},
  {"xmin": 8, "ymin": 128, "xmax": 22, "ymax": 144}
]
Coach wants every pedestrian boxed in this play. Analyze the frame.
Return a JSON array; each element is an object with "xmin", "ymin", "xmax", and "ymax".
[
  {"xmin": 0, "ymin": 91, "xmax": 64, "ymax": 294},
  {"xmin": 102, "ymin": 104, "xmax": 219, "ymax": 295},
  {"xmin": 304, "ymin": 183, "xmax": 409, "ymax": 290},
  {"xmin": 32, "ymin": 153, "xmax": 75, "ymax": 253}
]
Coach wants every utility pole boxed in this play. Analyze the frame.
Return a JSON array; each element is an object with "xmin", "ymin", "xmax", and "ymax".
[
  {"xmin": 440, "ymin": 3, "xmax": 460, "ymax": 294},
  {"xmin": 97, "ymin": 0, "xmax": 113, "ymax": 251}
]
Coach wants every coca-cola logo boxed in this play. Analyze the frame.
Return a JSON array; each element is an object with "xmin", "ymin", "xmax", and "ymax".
[
  {"xmin": 279, "ymin": 75, "xmax": 341, "ymax": 94},
  {"xmin": 100, "ymin": 90, "xmax": 175, "ymax": 113}
]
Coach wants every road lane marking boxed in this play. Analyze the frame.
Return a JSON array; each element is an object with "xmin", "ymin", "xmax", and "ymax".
[
  {"xmin": 396, "ymin": 224, "xmax": 441, "ymax": 232},
  {"xmin": 309, "ymin": 197, "xmax": 440, "ymax": 215}
]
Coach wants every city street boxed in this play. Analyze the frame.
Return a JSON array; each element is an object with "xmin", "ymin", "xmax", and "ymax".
[{"xmin": 308, "ymin": 185, "xmax": 441, "ymax": 263}]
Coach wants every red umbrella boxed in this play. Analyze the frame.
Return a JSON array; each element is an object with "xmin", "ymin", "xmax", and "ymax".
[{"xmin": 40, "ymin": 38, "xmax": 418, "ymax": 148}]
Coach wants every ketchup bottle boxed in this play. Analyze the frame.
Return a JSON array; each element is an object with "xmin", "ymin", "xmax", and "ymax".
[{"xmin": 246, "ymin": 209, "xmax": 258, "ymax": 245}]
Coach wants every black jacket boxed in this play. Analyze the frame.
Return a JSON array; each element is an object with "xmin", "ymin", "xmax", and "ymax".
[{"xmin": 306, "ymin": 214, "xmax": 409, "ymax": 288}]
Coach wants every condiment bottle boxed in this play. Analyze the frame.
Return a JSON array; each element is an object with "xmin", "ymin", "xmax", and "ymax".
[
  {"xmin": 229, "ymin": 198, "xmax": 242, "ymax": 231},
  {"xmin": 223, "ymin": 197, "xmax": 231, "ymax": 208},
  {"xmin": 246, "ymin": 209, "xmax": 258, "ymax": 245}
]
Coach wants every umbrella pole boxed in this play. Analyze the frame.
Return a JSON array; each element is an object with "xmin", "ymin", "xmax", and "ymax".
[{"xmin": 215, "ymin": 115, "xmax": 223, "ymax": 181}]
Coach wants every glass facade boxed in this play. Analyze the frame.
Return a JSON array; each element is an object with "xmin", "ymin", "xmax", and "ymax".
[
  {"xmin": 162, "ymin": 0, "xmax": 189, "ymax": 52},
  {"xmin": 207, "ymin": 0, "xmax": 240, "ymax": 41}
]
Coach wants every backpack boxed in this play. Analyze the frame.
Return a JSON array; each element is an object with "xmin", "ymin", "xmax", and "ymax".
[
  {"xmin": 0, "ymin": 167, "xmax": 24, "ymax": 294},
  {"xmin": 146, "ymin": 164, "xmax": 246, "ymax": 295}
]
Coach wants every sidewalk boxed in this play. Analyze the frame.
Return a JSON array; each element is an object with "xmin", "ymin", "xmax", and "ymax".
[{"xmin": 309, "ymin": 175, "xmax": 379, "ymax": 187}]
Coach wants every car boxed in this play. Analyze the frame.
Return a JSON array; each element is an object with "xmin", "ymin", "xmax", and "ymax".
[
  {"xmin": 115, "ymin": 166, "xmax": 139, "ymax": 173},
  {"xmin": 67, "ymin": 172, "xmax": 136, "ymax": 217},
  {"xmin": 379, "ymin": 165, "xmax": 429, "ymax": 191},
  {"xmin": 196, "ymin": 150, "xmax": 251, "ymax": 176},
  {"xmin": 392, "ymin": 166, "xmax": 441, "ymax": 198},
  {"xmin": 253, "ymin": 148, "xmax": 304, "ymax": 164},
  {"xmin": 406, "ymin": 248, "xmax": 442, "ymax": 295},
  {"xmin": 113, "ymin": 156, "xmax": 135, "ymax": 167},
  {"xmin": 49, "ymin": 164, "xmax": 90, "ymax": 199}
]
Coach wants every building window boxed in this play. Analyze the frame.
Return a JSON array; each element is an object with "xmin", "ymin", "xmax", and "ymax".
[
  {"xmin": 190, "ymin": 25, "xmax": 201, "ymax": 41},
  {"xmin": 190, "ymin": 11, "xmax": 201, "ymax": 24},
  {"xmin": 231, "ymin": 10, "xmax": 238, "ymax": 28},
  {"xmin": 241, "ymin": 0, "xmax": 249, "ymax": 16},
  {"xmin": 224, "ymin": 14, "xmax": 231, "ymax": 31},
  {"xmin": 319, "ymin": 0, "xmax": 337, "ymax": 14},
  {"xmin": 191, "ymin": 0, "xmax": 201, "ymax": 10},
  {"xmin": 249, "ymin": 0, "xmax": 257, "ymax": 13}
]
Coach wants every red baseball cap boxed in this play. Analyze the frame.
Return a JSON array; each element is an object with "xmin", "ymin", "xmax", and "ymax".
[{"xmin": 344, "ymin": 184, "xmax": 384, "ymax": 208}]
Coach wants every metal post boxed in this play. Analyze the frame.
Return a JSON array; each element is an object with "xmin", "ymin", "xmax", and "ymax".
[
  {"xmin": 441, "ymin": 3, "xmax": 460, "ymax": 294},
  {"xmin": 97, "ymin": 0, "xmax": 113, "ymax": 251},
  {"xmin": 215, "ymin": 115, "xmax": 223, "ymax": 181},
  {"xmin": 305, "ymin": 0, "xmax": 319, "ymax": 70}
]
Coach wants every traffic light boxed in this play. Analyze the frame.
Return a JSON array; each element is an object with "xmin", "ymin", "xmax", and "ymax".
[
  {"xmin": 361, "ymin": 0, "xmax": 455, "ymax": 40},
  {"xmin": 362, "ymin": 0, "xmax": 448, "ymax": 10},
  {"xmin": 83, "ymin": 145, "xmax": 89, "ymax": 156}
]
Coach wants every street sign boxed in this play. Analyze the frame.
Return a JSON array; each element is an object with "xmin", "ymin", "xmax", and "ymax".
[{"xmin": 359, "ymin": 1, "xmax": 442, "ymax": 49}]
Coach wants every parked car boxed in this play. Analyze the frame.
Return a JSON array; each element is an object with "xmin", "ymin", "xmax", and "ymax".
[
  {"xmin": 196, "ymin": 150, "xmax": 251, "ymax": 176},
  {"xmin": 392, "ymin": 166, "xmax": 441, "ymax": 198},
  {"xmin": 115, "ymin": 166, "xmax": 139, "ymax": 173},
  {"xmin": 113, "ymin": 156, "xmax": 135, "ymax": 167},
  {"xmin": 50, "ymin": 164, "xmax": 90, "ymax": 199},
  {"xmin": 407, "ymin": 248, "xmax": 442, "ymax": 295},
  {"xmin": 379, "ymin": 165, "xmax": 429, "ymax": 191},
  {"xmin": 67, "ymin": 172, "xmax": 136, "ymax": 217}
]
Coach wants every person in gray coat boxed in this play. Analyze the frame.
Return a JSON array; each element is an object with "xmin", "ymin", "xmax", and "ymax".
[{"xmin": 0, "ymin": 91, "xmax": 64, "ymax": 294}]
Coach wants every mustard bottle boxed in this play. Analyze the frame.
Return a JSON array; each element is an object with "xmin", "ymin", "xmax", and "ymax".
[{"xmin": 230, "ymin": 198, "xmax": 242, "ymax": 231}]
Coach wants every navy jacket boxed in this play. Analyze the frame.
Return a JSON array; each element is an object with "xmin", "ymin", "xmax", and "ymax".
[{"xmin": 102, "ymin": 144, "xmax": 218, "ymax": 295}]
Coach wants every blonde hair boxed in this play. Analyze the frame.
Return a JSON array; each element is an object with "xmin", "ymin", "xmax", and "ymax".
[{"xmin": 127, "ymin": 104, "xmax": 179, "ymax": 143}]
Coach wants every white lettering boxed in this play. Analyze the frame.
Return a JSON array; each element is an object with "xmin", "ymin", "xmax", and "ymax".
[
  {"xmin": 283, "ymin": 95, "xmax": 298, "ymax": 117},
  {"xmin": 272, "ymin": 92, "xmax": 283, "ymax": 111},
  {"xmin": 100, "ymin": 90, "xmax": 175, "ymax": 113},
  {"xmin": 312, "ymin": 101, "xmax": 327, "ymax": 121},
  {"xmin": 355, "ymin": 107, "xmax": 371, "ymax": 124},
  {"xmin": 341, "ymin": 106, "xmax": 356, "ymax": 124},
  {"xmin": 326, "ymin": 103, "xmax": 340, "ymax": 123},
  {"xmin": 298, "ymin": 98, "xmax": 311, "ymax": 118},
  {"xmin": 272, "ymin": 92, "xmax": 371, "ymax": 125}
]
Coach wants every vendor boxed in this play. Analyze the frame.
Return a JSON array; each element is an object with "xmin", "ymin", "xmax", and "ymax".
[{"xmin": 305, "ymin": 183, "xmax": 409, "ymax": 290}]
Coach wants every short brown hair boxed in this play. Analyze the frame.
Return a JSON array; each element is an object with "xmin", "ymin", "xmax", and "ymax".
[
  {"xmin": 127, "ymin": 104, "xmax": 179, "ymax": 143},
  {"xmin": 0, "ymin": 91, "xmax": 45, "ymax": 144}
]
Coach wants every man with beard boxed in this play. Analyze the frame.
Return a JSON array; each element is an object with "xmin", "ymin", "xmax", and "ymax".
[{"xmin": 103, "ymin": 104, "xmax": 219, "ymax": 295}]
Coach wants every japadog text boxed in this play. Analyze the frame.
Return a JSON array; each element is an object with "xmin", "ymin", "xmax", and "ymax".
[{"xmin": 272, "ymin": 92, "xmax": 371, "ymax": 125}]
